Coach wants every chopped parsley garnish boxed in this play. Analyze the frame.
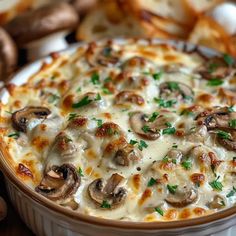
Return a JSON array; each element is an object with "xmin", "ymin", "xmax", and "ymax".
[
  {"xmin": 104, "ymin": 77, "xmax": 112, "ymax": 83},
  {"xmin": 138, "ymin": 140, "xmax": 148, "ymax": 151},
  {"xmin": 167, "ymin": 81, "xmax": 179, "ymax": 91},
  {"xmin": 180, "ymin": 109, "xmax": 194, "ymax": 116},
  {"xmin": 154, "ymin": 98, "xmax": 176, "ymax": 108},
  {"xmin": 48, "ymin": 94, "xmax": 60, "ymax": 103},
  {"xmin": 172, "ymin": 144, "xmax": 178, "ymax": 148},
  {"xmin": 72, "ymin": 96, "xmax": 92, "ymax": 108},
  {"xmin": 95, "ymin": 93, "xmax": 102, "ymax": 101},
  {"xmin": 181, "ymin": 159, "xmax": 192, "ymax": 170},
  {"xmin": 220, "ymin": 200, "xmax": 225, "ymax": 206},
  {"xmin": 165, "ymin": 122, "xmax": 172, "ymax": 127},
  {"xmin": 148, "ymin": 112, "xmax": 159, "ymax": 122},
  {"xmin": 129, "ymin": 139, "xmax": 138, "ymax": 145},
  {"xmin": 102, "ymin": 87, "xmax": 112, "ymax": 94},
  {"xmin": 64, "ymin": 137, "xmax": 72, "ymax": 143},
  {"xmin": 208, "ymin": 63, "xmax": 219, "ymax": 73},
  {"xmin": 77, "ymin": 167, "xmax": 84, "ymax": 177},
  {"xmin": 147, "ymin": 177, "xmax": 157, "ymax": 187},
  {"xmin": 68, "ymin": 113, "xmax": 78, "ymax": 121},
  {"xmin": 223, "ymin": 53, "xmax": 234, "ymax": 66},
  {"xmin": 92, "ymin": 118, "xmax": 103, "ymax": 127},
  {"xmin": 162, "ymin": 127, "xmax": 176, "ymax": 135},
  {"xmin": 167, "ymin": 184, "xmax": 178, "ymax": 194},
  {"xmin": 142, "ymin": 125, "xmax": 150, "ymax": 133},
  {"xmin": 229, "ymin": 119, "xmax": 236, "ymax": 128},
  {"xmin": 8, "ymin": 132, "xmax": 20, "ymax": 139},
  {"xmin": 102, "ymin": 47, "xmax": 112, "ymax": 57},
  {"xmin": 76, "ymin": 87, "xmax": 81, "ymax": 92},
  {"xmin": 101, "ymin": 200, "xmax": 111, "ymax": 209},
  {"xmin": 162, "ymin": 156, "xmax": 169, "ymax": 163},
  {"xmin": 152, "ymin": 72, "xmax": 163, "ymax": 80},
  {"xmin": 155, "ymin": 207, "xmax": 164, "ymax": 216},
  {"xmin": 207, "ymin": 79, "xmax": 224, "ymax": 86},
  {"xmin": 91, "ymin": 72, "xmax": 100, "ymax": 85},
  {"xmin": 217, "ymin": 130, "xmax": 231, "ymax": 140},
  {"xmin": 226, "ymin": 186, "xmax": 236, "ymax": 198},
  {"xmin": 209, "ymin": 176, "xmax": 223, "ymax": 191},
  {"xmin": 5, "ymin": 110, "xmax": 12, "ymax": 114},
  {"xmin": 228, "ymin": 106, "xmax": 235, "ymax": 113}
]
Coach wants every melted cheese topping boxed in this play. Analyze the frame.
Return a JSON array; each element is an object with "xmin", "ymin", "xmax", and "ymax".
[{"xmin": 1, "ymin": 39, "xmax": 236, "ymax": 222}]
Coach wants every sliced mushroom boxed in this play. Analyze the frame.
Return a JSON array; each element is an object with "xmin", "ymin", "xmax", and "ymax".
[
  {"xmin": 115, "ymin": 91, "xmax": 145, "ymax": 106},
  {"xmin": 165, "ymin": 148, "xmax": 183, "ymax": 164},
  {"xmin": 95, "ymin": 122, "xmax": 123, "ymax": 138},
  {"xmin": 129, "ymin": 111, "xmax": 175, "ymax": 140},
  {"xmin": 12, "ymin": 106, "xmax": 51, "ymax": 133},
  {"xmin": 217, "ymin": 130, "xmax": 236, "ymax": 151},
  {"xmin": 165, "ymin": 186, "xmax": 198, "ymax": 208},
  {"xmin": 208, "ymin": 195, "xmax": 225, "ymax": 209},
  {"xmin": 159, "ymin": 81, "xmax": 194, "ymax": 101},
  {"xmin": 103, "ymin": 138, "xmax": 142, "ymax": 167},
  {"xmin": 86, "ymin": 43, "xmax": 120, "ymax": 67},
  {"xmin": 88, "ymin": 173, "xmax": 127, "ymax": 209},
  {"xmin": 35, "ymin": 164, "xmax": 80, "ymax": 201},
  {"xmin": 196, "ymin": 107, "xmax": 236, "ymax": 131},
  {"xmin": 50, "ymin": 132, "xmax": 77, "ymax": 160},
  {"xmin": 195, "ymin": 57, "xmax": 235, "ymax": 80}
]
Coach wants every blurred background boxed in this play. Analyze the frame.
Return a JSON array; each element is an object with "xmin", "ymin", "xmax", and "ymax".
[{"xmin": 0, "ymin": 0, "xmax": 236, "ymax": 235}]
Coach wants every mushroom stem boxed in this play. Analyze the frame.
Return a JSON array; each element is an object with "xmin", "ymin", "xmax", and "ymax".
[{"xmin": 25, "ymin": 31, "xmax": 68, "ymax": 61}]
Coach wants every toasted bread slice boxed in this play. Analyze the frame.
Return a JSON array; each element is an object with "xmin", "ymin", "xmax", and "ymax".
[
  {"xmin": 129, "ymin": 0, "xmax": 196, "ymax": 25},
  {"xmin": 185, "ymin": 0, "xmax": 225, "ymax": 13},
  {"xmin": 188, "ymin": 16, "xmax": 230, "ymax": 53},
  {"xmin": 76, "ymin": 3, "xmax": 172, "ymax": 41},
  {"xmin": 0, "ymin": 0, "xmax": 33, "ymax": 25}
]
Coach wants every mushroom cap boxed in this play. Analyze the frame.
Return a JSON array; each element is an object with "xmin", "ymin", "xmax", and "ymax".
[
  {"xmin": 0, "ymin": 27, "xmax": 17, "ymax": 81},
  {"xmin": 4, "ymin": 2, "xmax": 79, "ymax": 46}
]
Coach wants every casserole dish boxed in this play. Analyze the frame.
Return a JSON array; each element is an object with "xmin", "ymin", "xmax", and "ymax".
[{"xmin": 0, "ymin": 38, "xmax": 236, "ymax": 236}]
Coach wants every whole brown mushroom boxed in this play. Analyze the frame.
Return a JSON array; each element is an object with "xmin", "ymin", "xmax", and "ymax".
[
  {"xmin": 0, "ymin": 27, "xmax": 17, "ymax": 82},
  {"xmin": 4, "ymin": 2, "xmax": 79, "ymax": 61}
]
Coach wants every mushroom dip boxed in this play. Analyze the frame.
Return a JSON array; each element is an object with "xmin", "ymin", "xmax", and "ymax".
[{"xmin": 1, "ymin": 39, "xmax": 236, "ymax": 222}]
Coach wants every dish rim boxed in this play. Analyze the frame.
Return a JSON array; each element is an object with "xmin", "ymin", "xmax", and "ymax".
[{"xmin": 0, "ymin": 38, "xmax": 236, "ymax": 230}]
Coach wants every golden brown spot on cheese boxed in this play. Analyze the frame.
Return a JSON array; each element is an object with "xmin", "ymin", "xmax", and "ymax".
[
  {"xmin": 165, "ymin": 209, "xmax": 178, "ymax": 220},
  {"xmin": 31, "ymin": 137, "xmax": 49, "ymax": 151},
  {"xmin": 104, "ymin": 137, "xmax": 127, "ymax": 154},
  {"xmin": 163, "ymin": 54, "xmax": 178, "ymax": 61},
  {"xmin": 85, "ymin": 149, "xmax": 97, "ymax": 160},
  {"xmin": 175, "ymin": 130, "xmax": 185, "ymax": 137},
  {"xmin": 85, "ymin": 166, "xmax": 93, "ymax": 176},
  {"xmin": 139, "ymin": 188, "xmax": 152, "ymax": 206},
  {"xmin": 68, "ymin": 117, "xmax": 88, "ymax": 129},
  {"xmin": 179, "ymin": 208, "xmax": 191, "ymax": 219},
  {"xmin": 93, "ymin": 172, "xmax": 101, "ymax": 178},
  {"xmin": 39, "ymin": 124, "xmax": 47, "ymax": 131},
  {"xmin": 50, "ymin": 52, "xmax": 60, "ymax": 60},
  {"xmin": 144, "ymin": 214, "xmax": 157, "ymax": 222},
  {"xmin": 102, "ymin": 112, "xmax": 112, "ymax": 119},
  {"xmin": 59, "ymin": 80, "xmax": 70, "ymax": 93},
  {"xmin": 95, "ymin": 122, "xmax": 122, "ymax": 138},
  {"xmin": 5, "ymin": 83, "xmax": 16, "ymax": 96},
  {"xmin": 197, "ymin": 93, "xmax": 214, "ymax": 104},
  {"xmin": 62, "ymin": 94, "xmax": 74, "ymax": 110},
  {"xmin": 132, "ymin": 174, "xmax": 141, "ymax": 192},
  {"xmin": 193, "ymin": 207, "xmax": 206, "ymax": 216},
  {"xmin": 0, "ymin": 116, "xmax": 10, "ymax": 123},
  {"xmin": 190, "ymin": 173, "xmax": 205, "ymax": 186},
  {"xmin": 13, "ymin": 100, "xmax": 21, "ymax": 108}
]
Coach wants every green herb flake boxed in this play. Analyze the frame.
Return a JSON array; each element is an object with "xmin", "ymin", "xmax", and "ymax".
[
  {"xmin": 217, "ymin": 130, "xmax": 231, "ymax": 140},
  {"xmin": 48, "ymin": 94, "xmax": 60, "ymax": 103},
  {"xmin": 101, "ymin": 200, "xmax": 111, "ymax": 209},
  {"xmin": 223, "ymin": 53, "xmax": 234, "ymax": 66},
  {"xmin": 104, "ymin": 77, "xmax": 112, "ymax": 83},
  {"xmin": 102, "ymin": 87, "xmax": 112, "ymax": 94},
  {"xmin": 207, "ymin": 79, "xmax": 224, "ymax": 87},
  {"xmin": 5, "ymin": 110, "xmax": 13, "ymax": 114},
  {"xmin": 142, "ymin": 125, "xmax": 150, "ymax": 133},
  {"xmin": 138, "ymin": 140, "xmax": 148, "ymax": 151},
  {"xmin": 181, "ymin": 159, "xmax": 192, "ymax": 170},
  {"xmin": 172, "ymin": 144, "xmax": 178, "ymax": 149},
  {"xmin": 180, "ymin": 109, "xmax": 194, "ymax": 116},
  {"xmin": 92, "ymin": 118, "xmax": 103, "ymax": 127},
  {"xmin": 148, "ymin": 112, "xmax": 159, "ymax": 122},
  {"xmin": 95, "ymin": 93, "xmax": 102, "ymax": 101},
  {"xmin": 130, "ymin": 139, "xmax": 138, "ymax": 145},
  {"xmin": 162, "ymin": 127, "xmax": 176, "ymax": 135},
  {"xmin": 167, "ymin": 184, "xmax": 178, "ymax": 194},
  {"xmin": 102, "ymin": 47, "xmax": 112, "ymax": 57},
  {"xmin": 8, "ymin": 132, "xmax": 20, "ymax": 139},
  {"xmin": 91, "ymin": 72, "xmax": 100, "ymax": 85},
  {"xmin": 162, "ymin": 156, "xmax": 169, "ymax": 163},
  {"xmin": 208, "ymin": 63, "xmax": 219, "ymax": 73},
  {"xmin": 68, "ymin": 113, "xmax": 78, "ymax": 121},
  {"xmin": 154, "ymin": 98, "xmax": 176, "ymax": 108},
  {"xmin": 72, "ymin": 96, "xmax": 92, "ymax": 108},
  {"xmin": 76, "ymin": 87, "xmax": 81, "ymax": 93},
  {"xmin": 165, "ymin": 122, "xmax": 172, "ymax": 127},
  {"xmin": 226, "ymin": 186, "xmax": 236, "ymax": 198},
  {"xmin": 172, "ymin": 159, "xmax": 177, "ymax": 164},
  {"xmin": 209, "ymin": 176, "xmax": 223, "ymax": 191},
  {"xmin": 147, "ymin": 177, "xmax": 157, "ymax": 187},
  {"xmin": 77, "ymin": 167, "xmax": 84, "ymax": 177},
  {"xmin": 155, "ymin": 207, "xmax": 164, "ymax": 216},
  {"xmin": 229, "ymin": 119, "xmax": 236, "ymax": 128},
  {"xmin": 167, "ymin": 81, "xmax": 179, "ymax": 91},
  {"xmin": 152, "ymin": 72, "xmax": 163, "ymax": 81},
  {"xmin": 228, "ymin": 106, "xmax": 235, "ymax": 113}
]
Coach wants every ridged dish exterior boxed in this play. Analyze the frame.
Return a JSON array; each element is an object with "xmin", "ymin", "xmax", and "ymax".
[{"xmin": 4, "ymin": 176, "xmax": 236, "ymax": 236}]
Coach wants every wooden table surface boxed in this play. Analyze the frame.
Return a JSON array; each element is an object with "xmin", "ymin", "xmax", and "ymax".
[{"xmin": 0, "ymin": 171, "xmax": 34, "ymax": 236}]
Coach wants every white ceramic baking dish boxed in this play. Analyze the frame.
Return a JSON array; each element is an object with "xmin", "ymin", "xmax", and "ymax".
[{"xmin": 0, "ymin": 39, "xmax": 236, "ymax": 236}]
